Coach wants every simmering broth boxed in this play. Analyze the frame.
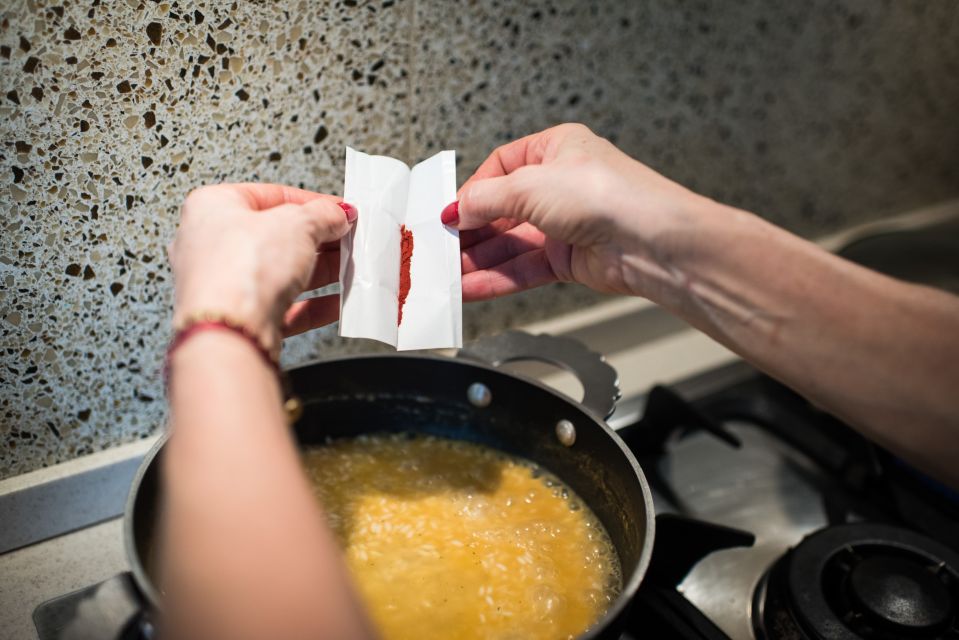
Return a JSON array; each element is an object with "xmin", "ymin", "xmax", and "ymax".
[{"xmin": 303, "ymin": 433, "xmax": 621, "ymax": 640}]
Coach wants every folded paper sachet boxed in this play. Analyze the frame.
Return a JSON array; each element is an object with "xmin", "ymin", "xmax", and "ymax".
[{"xmin": 338, "ymin": 147, "xmax": 462, "ymax": 350}]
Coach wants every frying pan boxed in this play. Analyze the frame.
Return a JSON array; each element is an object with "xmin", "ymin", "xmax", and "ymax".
[{"xmin": 65, "ymin": 331, "xmax": 656, "ymax": 640}]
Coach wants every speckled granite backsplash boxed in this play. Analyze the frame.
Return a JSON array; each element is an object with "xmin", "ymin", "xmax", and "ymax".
[{"xmin": 2, "ymin": 0, "xmax": 958, "ymax": 478}]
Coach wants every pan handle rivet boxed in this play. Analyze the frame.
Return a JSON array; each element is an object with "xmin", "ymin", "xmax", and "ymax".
[
  {"xmin": 555, "ymin": 420, "xmax": 576, "ymax": 447},
  {"xmin": 467, "ymin": 382, "xmax": 492, "ymax": 408}
]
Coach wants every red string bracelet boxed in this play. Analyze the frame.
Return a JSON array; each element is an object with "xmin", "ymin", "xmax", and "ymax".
[
  {"xmin": 163, "ymin": 315, "xmax": 303, "ymax": 423},
  {"xmin": 164, "ymin": 320, "xmax": 278, "ymax": 382}
]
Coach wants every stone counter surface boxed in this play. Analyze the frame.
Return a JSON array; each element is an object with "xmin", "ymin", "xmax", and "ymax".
[{"xmin": 2, "ymin": 0, "xmax": 958, "ymax": 478}]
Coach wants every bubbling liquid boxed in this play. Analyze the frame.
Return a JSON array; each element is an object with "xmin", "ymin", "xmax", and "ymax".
[{"xmin": 303, "ymin": 433, "xmax": 621, "ymax": 640}]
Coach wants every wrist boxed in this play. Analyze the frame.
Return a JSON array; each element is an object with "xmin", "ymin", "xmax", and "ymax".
[
  {"xmin": 167, "ymin": 328, "xmax": 279, "ymax": 405},
  {"xmin": 614, "ymin": 178, "xmax": 764, "ymax": 307},
  {"xmin": 169, "ymin": 315, "xmax": 280, "ymax": 369},
  {"xmin": 173, "ymin": 291, "xmax": 282, "ymax": 360},
  {"xmin": 637, "ymin": 186, "xmax": 749, "ymax": 265},
  {"xmin": 170, "ymin": 328, "xmax": 275, "ymax": 373},
  {"xmin": 166, "ymin": 329, "xmax": 287, "ymax": 431},
  {"xmin": 166, "ymin": 321, "xmax": 304, "ymax": 425}
]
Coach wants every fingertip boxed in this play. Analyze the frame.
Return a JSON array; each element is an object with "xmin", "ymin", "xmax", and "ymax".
[
  {"xmin": 338, "ymin": 201, "xmax": 358, "ymax": 223},
  {"xmin": 440, "ymin": 201, "xmax": 459, "ymax": 226},
  {"xmin": 300, "ymin": 198, "xmax": 352, "ymax": 243}
]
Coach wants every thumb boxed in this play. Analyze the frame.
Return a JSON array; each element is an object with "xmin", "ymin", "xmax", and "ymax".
[
  {"xmin": 452, "ymin": 167, "xmax": 541, "ymax": 231},
  {"xmin": 298, "ymin": 198, "xmax": 356, "ymax": 246}
]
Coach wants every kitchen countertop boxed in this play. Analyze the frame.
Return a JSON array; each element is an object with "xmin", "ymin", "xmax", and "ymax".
[{"xmin": 0, "ymin": 520, "xmax": 127, "ymax": 640}]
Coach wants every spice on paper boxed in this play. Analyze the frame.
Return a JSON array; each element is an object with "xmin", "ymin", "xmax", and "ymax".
[
  {"xmin": 339, "ymin": 147, "xmax": 461, "ymax": 350},
  {"xmin": 398, "ymin": 225, "xmax": 414, "ymax": 326}
]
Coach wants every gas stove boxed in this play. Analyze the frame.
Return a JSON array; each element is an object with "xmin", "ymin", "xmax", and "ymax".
[
  {"xmin": 613, "ymin": 365, "xmax": 959, "ymax": 639},
  {"xmin": 21, "ymin": 360, "xmax": 959, "ymax": 640}
]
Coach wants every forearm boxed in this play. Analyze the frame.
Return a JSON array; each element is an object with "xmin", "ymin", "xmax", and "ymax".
[
  {"xmin": 161, "ymin": 331, "xmax": 374, "ymax": 640},
  {"xmin": 649, "ymin": 201, "xmax": 959, "ymax": 487}
]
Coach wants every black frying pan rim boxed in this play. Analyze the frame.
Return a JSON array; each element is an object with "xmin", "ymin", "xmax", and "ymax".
[{"xmin": 124, "ymin": 351, "xmax": 656, "ymax": 638}]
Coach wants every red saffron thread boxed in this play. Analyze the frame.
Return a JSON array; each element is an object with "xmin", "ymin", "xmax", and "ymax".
[{"xmin": 398, "ymin": 225, "xmax": 414, "ymax": 326}]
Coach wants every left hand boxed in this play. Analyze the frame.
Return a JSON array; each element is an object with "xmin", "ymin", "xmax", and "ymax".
[{"xmin": 168, "ymin": 183, "xmax": 356, "ymax": 355}]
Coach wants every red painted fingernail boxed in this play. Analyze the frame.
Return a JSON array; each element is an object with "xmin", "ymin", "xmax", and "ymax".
[
  {"xmin": 338, "ymin": 201, "xmax": 358, "ymax": 223},
  {"xmin": 441, "ymin": 201, "xmax": 459, "ymax": 226}
]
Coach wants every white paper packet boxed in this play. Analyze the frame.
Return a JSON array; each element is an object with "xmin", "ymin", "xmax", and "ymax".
[{"xmin": 338, "ymin": 147, "xmax": 462, "ymax": 350}]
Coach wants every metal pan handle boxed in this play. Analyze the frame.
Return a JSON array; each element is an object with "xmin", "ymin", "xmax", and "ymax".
[
  {"xmin": 59, "ymin": 572, "xmax": 153, "ymax": 640},
  {"xmin": 457, "ymin": 330, "xmax": 621, "ymax": 419}
]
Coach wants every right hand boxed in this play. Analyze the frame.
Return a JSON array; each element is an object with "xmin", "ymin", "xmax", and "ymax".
[{"xmin": 448, "ymin": 123, "xmax": 720, "ymax": 302}]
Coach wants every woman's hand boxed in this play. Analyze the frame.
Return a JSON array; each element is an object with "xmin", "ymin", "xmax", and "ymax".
[
  {"xmin": 164, "ymin": 184, "xmax": 376, "ymax": 640},
  {"xmin": 450, "ymin": 126, "xmax": 959, "ymax": 491},
  {"xmin": 169, "ymin": 183, "xmax": 356, "ymax": 353},
  {"xmin": 447, "ymin": 123, "xmax": 719, "ymax": 303}
]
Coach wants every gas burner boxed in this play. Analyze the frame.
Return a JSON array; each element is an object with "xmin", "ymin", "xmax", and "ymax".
[{"xmin": 753, "ymin": 523, "xmax": 959, "ymax": 639}]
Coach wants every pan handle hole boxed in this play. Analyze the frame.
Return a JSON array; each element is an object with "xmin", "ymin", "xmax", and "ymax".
[{"xmin": 496, "ymin": 358, "xmax": 585, "ymax": 404}]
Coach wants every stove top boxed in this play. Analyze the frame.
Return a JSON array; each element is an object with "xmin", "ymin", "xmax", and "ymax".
[
  {"xmin": 622, "ymin": 372, "xmax": 959, "ymax": 640},
  {"xmin": 32, "ymin": 363, "xmax": 959, "ymax": 640},
  {"xmin": 755, "ymin": 523, "xmax": 959, "ymax": 639}
]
